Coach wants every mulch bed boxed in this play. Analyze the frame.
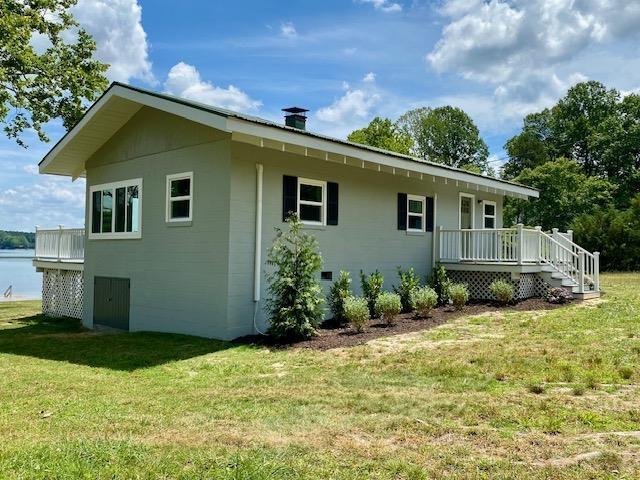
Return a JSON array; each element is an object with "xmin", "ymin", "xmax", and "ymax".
[{"xmin": 236, "ymin": 297, "xmax": 567, "ymax": 351}]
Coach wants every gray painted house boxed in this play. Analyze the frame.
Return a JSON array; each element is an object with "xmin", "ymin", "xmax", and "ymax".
[{"xmin": 33, "ymin": 83, "xmax": 599, "ymax": 340}]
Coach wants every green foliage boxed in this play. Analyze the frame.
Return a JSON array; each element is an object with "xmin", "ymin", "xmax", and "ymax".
[
  {"xmin": 0, "ymin": 231, "xmax": 35, "ymax": 249},
  {"xmin": 265, "ymin": 215, "xmax": 324, "ymax": 341},
  {"xmin": 397, "ymin": 106, "xmax": 489, "ymax": 173},
  {"xmin": 571, "ymin": 194, "xmax": 640, "ymax": 271},
  {"xmin": 359, "ymin": 270, "xmax": 384, "ymax": 318},
  {"xmin": 411, "ymin": 286, "xmax": 437, "ymax": 318},
  {"xmin": 504, "ymin": 158, "xmax": 614, "ymax": 230},
  {"xmin": 448, "ymin": 283, "xmax": 469, "ymax": 310},
  {"xmin": 327, "ymin": 271, "xmax": 352, "ymax": 325},
  {"xmin": 393, "ymin": 267, "xmax": 420, "ymax": 313},
  {"xmin": 0, "ymin": 0, "xmax": 109, "ymax": 146},
  {"xmin": 489, "ymin": 280, "xmax": 515, "ymax": 306},
  {"xmin": 428, "ymin": 264, "xmax": 452, "ymax": 306},
  {"xmin": 375, "ymin": 292, "xmax": 402, "ymax": 325},
  {"xmin": 343, "ymin": 296, "xmax": 369, "ymax": 333},
  {"xmin": 347, "ymin": 117, "xmax": 413, "ymax": 155},
  {"xmin": 502, "ymin": 130, "xmax": 550, "ymax": 180}
]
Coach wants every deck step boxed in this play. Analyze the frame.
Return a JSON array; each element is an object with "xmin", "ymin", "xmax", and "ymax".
[{"xmin": 572, "ymin": 290, "xmax": 601, "ymax": 300}]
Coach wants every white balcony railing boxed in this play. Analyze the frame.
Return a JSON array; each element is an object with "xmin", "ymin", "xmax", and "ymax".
[
  {"xmin": 34, "ymin": 226, "xmax": 85, "ymax": 262},
  {"xmin": 437, "ymin": 224, "xmax": 599, "ymax": 293}
]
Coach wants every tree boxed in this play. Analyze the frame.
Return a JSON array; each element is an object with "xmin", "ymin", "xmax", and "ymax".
[
  {"xmin": 397, "ymin": 106, "xmax": 489, "ymax": 172},
  {"xmin": 265, "ymin": 215, "xmax": 324, "ymax": 341},
  {"xmin": 1, "ymin": 0, "xmax": 109, "ymax": 147},
  {"xmin": 347, "ymin": 116, "xmax": 413, "ymax": 155},
  {"xmin": 502, "ymin": 129, "xmax": 550, "ymax": 180},
  {"xmin": 503, "ymin": 158, "xmax": 614, "ymax": 231}
]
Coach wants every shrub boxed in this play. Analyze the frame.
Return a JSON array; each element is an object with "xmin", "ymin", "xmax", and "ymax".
[
  {"xmin": 527, "ymin": 382, "xmax": 545, "ymax": 394},
  {"xmin": 449, "ymin": 283, "xmax": 469, "ymax": 310},
  {"xmin": 375, "ymin": 292, "xmax": 402, "ymax": 325},
  {"xmin": 489, "ymin": 279, "xmax": 515, "ymax": 305},
  {"xmin": 619, "ymin": 366, "xmax": 634, "ymax": 380},
  {"xmin": 412, "ymin": 286, "xmax": 438, "ymax": 318},
  {"xmin": 360, "ymin": 270, "xmax": 384, "ymax": 317},
  {"xmin": 572, "ymin": 384, "xmax": 586, "ymax": 396},
  {"xmin": 393, "ymin": 267, "xmax": 420, "ymax": 312},
  {"xmin": 328, "ymin": 271, "xmax": 352, "ymax": 325},
  {"xmin": 545, "ymin": 287, "xmax": 573, "ymax": 304},
  {"xmin": 344, "ymin": 296, "xmax": 369, "ymax": 333},
  {"xmin": 429, "ymin": 264, "xmax": 452, "ymax": 306},
  {"xmin": 266, "ymin": 214, "xmax": 324, "ymax": 341}
]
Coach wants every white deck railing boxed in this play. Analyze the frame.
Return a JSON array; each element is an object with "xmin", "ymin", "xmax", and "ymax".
[
  {"xmin": 437, "ymin": 224, "xmax": 599, "ymax": 293},
  {"xmin": 34, "ymin": 226, "xmax": 85, "ymax": 262}
]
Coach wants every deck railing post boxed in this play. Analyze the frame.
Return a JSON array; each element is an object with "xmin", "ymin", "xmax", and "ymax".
[
  {"xmin": 34, "ymin": 225, "xmax": 39, "ymax": 258},
  {"xmin": 534, "ymin": 226, "xmax": 542, "ymax": 263},
  {"xmin": 57, "ymin": 225, "xmax": 63, "ymax": 261},
  {"xmin": 435, "ymin": 225, "xmax": 442, "ymax": 263},
  {"xmin": 567, "ymin": 229, "xmax": 573, "ymax": 243},
  {"xmin": 593, "ymin": 252, "xmax": 600, "ymax": 292},
  {"xmin": 516, "ymin": 223, "xmax": 524, "ymax": 265},
  {"xmin": 578, "ymin": 251, "xmax": 585, "ymax": 294}
]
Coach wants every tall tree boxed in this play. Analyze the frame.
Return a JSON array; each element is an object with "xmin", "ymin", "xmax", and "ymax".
[
  {"xmin": 397, "ymin": 106, "xmax": 489, "ymax": 173},
  {"xmin": 1, "ymin": 0, "xmax": 109, "ymax": 147},
  {"xmin": 347, "ymin": 117, "xmax": 413, "ymax": 155},
  {"xmin": 503, "ymin": 158, "xmax": 614, "ymax": 231},
  {"xmin": 502, "ymin": 129, "xmax": 550, "ymax": 180}
]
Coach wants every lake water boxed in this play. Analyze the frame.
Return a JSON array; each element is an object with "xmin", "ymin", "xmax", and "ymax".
[{"xmin": 0, "ymin": 250, "xmax": 41, "ymax": 300}]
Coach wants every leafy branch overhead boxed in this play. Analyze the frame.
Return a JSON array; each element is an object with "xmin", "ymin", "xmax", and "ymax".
[{"xmin": 0, "ymin": 0, "xmax": 109, "ymax": 147}]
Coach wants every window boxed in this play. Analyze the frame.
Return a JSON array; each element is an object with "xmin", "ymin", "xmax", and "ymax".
[
  {"xmin": 407, "ymin": 194, "xmax": 425, "ymax": 232},
  {"xmin": 297, "ymin": 178, "xmax": 326, "ymax": 225},
  {"xmin": 166, "ymin": 172, "xmax": 193, "ymax": 222},
  {"xmin": 89, "ymin": 179, "xmax": 142, "ymax": 239},
  {"xmin": 483, "ymin": 200, "xmax": 496, "ymax": 229}
]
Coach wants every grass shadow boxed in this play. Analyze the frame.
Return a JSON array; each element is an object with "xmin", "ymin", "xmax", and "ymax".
[{"xmin": 0, "ymin": 314, "xmax": 240, "ymax": 371}]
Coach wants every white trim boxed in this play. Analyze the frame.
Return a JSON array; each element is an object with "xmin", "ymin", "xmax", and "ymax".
[
  {"xmin": 482, "ymin": 200, "xmax": 497, "ymax": 229},
  {"xmin": 88, "ymin": 178, "xmax": 142, "ymax": 240},
  {"xmin": 166, "ymin": 171, "xmax": 194, "ymax": 222},
  {"xmin": 407, "ymin": 194, "xmax": 426, "ymax": 233},
  {"xmin": 297, "ymin": 177, "xmax": 326, "ymax": 226},
  {"xmin": 458, "ymin": 193, "xmax": 475, "ymax": 229}
]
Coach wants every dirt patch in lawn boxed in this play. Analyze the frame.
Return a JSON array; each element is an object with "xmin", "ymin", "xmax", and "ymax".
[{"xmin": 237, "ymin": 297, "xmax": 565, "ymax": 351}]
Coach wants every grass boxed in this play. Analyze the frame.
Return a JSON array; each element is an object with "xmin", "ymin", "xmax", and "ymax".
[{"xmin": 0, "ymin": 273, "xmax": 639, "ymax": 478}]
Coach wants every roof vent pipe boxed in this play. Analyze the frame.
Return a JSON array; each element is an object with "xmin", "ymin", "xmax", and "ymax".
[{"xmin": 282, "ymin": 107, "xmax": 308, "ymax": 130}]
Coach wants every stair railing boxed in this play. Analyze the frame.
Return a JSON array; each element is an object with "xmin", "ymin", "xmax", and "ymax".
[{"xmin": 3, "ymin": 285, "xmax": 12, "ymax": 298}]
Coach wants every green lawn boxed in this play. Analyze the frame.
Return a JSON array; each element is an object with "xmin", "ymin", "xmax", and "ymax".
[{"xmin": 0, "ymin": 273, "xmax": 639, "ymax": 479}]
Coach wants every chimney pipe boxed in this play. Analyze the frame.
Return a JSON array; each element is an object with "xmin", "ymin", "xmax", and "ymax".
[{"xmin": 282, "ymin": 107, "xmax": 308, "ymax": 130}]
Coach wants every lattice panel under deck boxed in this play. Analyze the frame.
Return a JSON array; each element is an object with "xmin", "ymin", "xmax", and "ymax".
[
  {"xmin": 42, "ymin": 269, "xmax": 83, "ymax": 319},
  {"xmin": 447, "ymin": 271, "xmax": 550, "ymax": 301}
]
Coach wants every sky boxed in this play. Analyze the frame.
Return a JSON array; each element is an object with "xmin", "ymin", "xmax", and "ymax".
[{"xmin": 2, "ymin": 0, "xmax": 640, "ymax": 231}]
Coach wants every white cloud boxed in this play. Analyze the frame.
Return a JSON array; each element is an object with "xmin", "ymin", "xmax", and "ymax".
[
  {"xmin": 72, "ymin": 0, "xmax": 155, "ymax": 84},
  {"xmin": 363, "ymin": 72, "xmax": 376, "ymax": 83},
  {"xmin": 22, "ymin": 165, "xmax": 39, "ymax": 175},
  {"xmin": 164, "ymin": 62, "xmax": 262, "ymax": 112},
  {"xmin": 358, "ymin": 0, "xmax": 402, "ymax": 13},
  {"xmin": 280, "ymin": 22, "xmax": 297, "ymax": 38}
]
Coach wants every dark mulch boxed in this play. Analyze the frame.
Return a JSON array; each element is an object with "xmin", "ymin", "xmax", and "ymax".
[{"xmin": 236, "ymin": 297, "xmax": 567, "ymax": 351}]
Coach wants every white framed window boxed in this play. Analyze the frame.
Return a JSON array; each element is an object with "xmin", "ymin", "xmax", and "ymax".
[
  {"xmin": 482, "ymin": 200, "xmax": 496, "ymax": 229},
  {"xmin": 459, "ymin": 193, "xmax": 475, "ymax": 229},
  {"xmin": 166, "ymin": 172, "xmax": 193, "ymax": 222},
  {"xmin": 89, "ymin": 178, "xmax": 142, "ymax": 239},
  {"xmin": 297, "ymin": 178, "xmax": 326, "ymax": 225},
  {"xmin": 407, "ymin": 194, "xmax": 426, "ymax": 232}
]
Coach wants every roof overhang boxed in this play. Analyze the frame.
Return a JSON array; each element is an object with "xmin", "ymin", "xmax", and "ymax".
[{"xmin": 40, "ymin": 83, "xmax": 539, "ymax": 199}]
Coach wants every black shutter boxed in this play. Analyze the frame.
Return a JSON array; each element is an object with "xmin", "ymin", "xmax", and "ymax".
[
  {"xmin": 397, "ymin": 193, "xmax": 407, "ymax": 230},
  {"xmin": 282, "ymin": 175, "xmax": 298, "ymax": 221},
  {"xmin": 327, "ymin": 182, "xmax": 339, "ymax": 225},
  {"xmin": 425, "ymin": 196, "xmax": 434, "ymax": 232}
]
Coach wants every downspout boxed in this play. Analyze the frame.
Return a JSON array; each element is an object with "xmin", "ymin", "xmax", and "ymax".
[
  {"xmin": 253, "ymin": 163, "xmax": 266, "ymax": 334},
  {"xmin": 431, "ymin": 193, "xmax": 438, "ymax": 270}
]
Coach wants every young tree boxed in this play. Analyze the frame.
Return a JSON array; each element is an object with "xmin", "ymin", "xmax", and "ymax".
[
  {"xmin": 1, "ymin": 0, "xmax": 109, "ymax": 147},
  {"xmin": 265, "ymin": 215, "xmax": 324, "ymax": 341},
  {"xmin": 397, "ymin": 106, "xmax": 489, "ymax": 173},
  {"xmin": 347, "ymin": 117, "xmax": 413, "ymax": 155}
]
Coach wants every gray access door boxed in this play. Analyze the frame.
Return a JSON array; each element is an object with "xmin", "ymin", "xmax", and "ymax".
[{"xmin": 93, "ymin": 277, "xmax": 130, "ymax": 330}]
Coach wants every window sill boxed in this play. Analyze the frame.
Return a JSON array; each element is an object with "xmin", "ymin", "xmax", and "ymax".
[
  {"xmin": 166, "ymin": 220, "xmax": 193, "ymax": 227},
  {"xmin": 406, "ymin": 230, "xmax": 426, "ymax": 236},
  {"xmin": 301, "ymin": 223, "xmax": 326, "ymax": 231},
  {"xmin": 88, "ymin": 234, "xmax": 142, "ymax": 240}
]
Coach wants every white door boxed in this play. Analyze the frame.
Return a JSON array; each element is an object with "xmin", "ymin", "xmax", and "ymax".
[{"xmin": 459, "ymin": 194, "xmax": 474, "ymax": 259}]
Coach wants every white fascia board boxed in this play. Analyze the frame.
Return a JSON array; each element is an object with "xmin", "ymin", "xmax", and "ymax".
[{"xmin": 227, "ymin": 118, "xmax": 539, "ymax": 199}]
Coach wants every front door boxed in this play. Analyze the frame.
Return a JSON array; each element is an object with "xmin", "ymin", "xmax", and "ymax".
[
  {"xmin": 94, "ymin": 277, "xmax": 130, "ymax": 330},
  {"xmin": 459, "ymin": 195, "xmax": 474, "ymax": 259}
]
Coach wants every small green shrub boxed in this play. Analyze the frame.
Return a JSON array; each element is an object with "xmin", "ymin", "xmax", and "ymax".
[
  {"xmin": 527, "ymin": 382, "xmax": 545, "ymax": 394},
  {"xmin": 585, "ymin": 372, "xmax": 599, "ymax": 390},
  {"xmin": 344, "ymin": 296, "xmax": 369, "ymax": 333},
  {"xmin": 412, "ymin": 286, "xmax": 438, "ymax": 318},
  {"xmin": 429, "ymin": 264, "xmax": 452, "ymax": 306},
  {"xmin": 619, "ymin": 366, "xmax": 634, "ymax": 380},
  {"xmin": 328, "ymin": 271, "xmax": 352, "ymax": 325},
  {"xmin": 572, "ymin": 384, "xmax": 586, "ymax": 396},
  {"xmin": 360, "ymin": 270, "xmax": 384, "ymax": 317},
  {"xmin": 448, "ymin": 283, "xmax": 469, "ymax": 310},
  {"xmin": 393, "ymin": 267, "xmax": 420, "ymax": 312},
  {"xmin": 375, "ymin": 292, "xmax": 402, "ymax": 325},
  {"xmin": 489, "ymin": 279, "xmax": 515, "ymax": 305}
]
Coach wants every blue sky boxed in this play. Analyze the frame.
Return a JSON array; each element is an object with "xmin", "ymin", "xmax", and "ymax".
[{"xmin": 2, "ymin": 0, "xmax": 640, "ymax": 231}]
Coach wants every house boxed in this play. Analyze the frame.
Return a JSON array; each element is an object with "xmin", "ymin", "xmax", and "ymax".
[{"xmin": 33, "ymin": 83, "xmax": 600, "ymax": 340}]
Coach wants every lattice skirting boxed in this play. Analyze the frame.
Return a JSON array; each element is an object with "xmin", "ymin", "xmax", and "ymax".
[
  {"xmin": 447, "ymin": 271, "xmax": 550, "ymax": 301},
  {"xmin": 42, "ymin": 269, "xmax": 84, "ymax": 319}
]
